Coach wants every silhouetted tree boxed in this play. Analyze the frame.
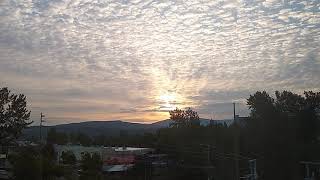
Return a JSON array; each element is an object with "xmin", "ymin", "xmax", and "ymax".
[
  {"xmin": 169, "ymin": 108, "xmax": 200, "ymax": 127},
  {"xmin": 9, "ymin": 147, "xmax": 41, "ymax": 180},
  {"xmin": 0, "ymin": 87, "xmax": 31, "ymax": 144},
  {"xmin": 77, "ymin": 133, "xmax": 92, "ymax": 146},
  {"xmin": 79, "ymin": 152, "xmax": 102, "ymax": 180},
  {"xmin": 302, "ymin": 91, "xmax": 320, "ymax": 142},
  {"xmin": 92, "ymin": 134, "xmax": 106, "ymax": 146},
  {"xmin": 47, "ymin": 127, "xmax": 68, "ymax": 145},
  {"xmin": 9, "ymin": 145, "xmax": 65, "ymax": 180},
  {"xmin": 246, "ymin": 90, "xmax": 320, "ymax": 180},
  {"xmin": 61, "ymin": 150, "xmax": 76, "ymax": 165}
]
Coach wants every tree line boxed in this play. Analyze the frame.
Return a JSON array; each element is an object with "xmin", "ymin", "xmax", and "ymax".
[{"xmin": 46, "ymin": 128, "xmax": 156, "ymax": 147}]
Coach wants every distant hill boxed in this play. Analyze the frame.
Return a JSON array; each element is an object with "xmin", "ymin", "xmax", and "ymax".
[{"xmin": 22, "ymin": 119, "xmax": 234, "ymax": 139}]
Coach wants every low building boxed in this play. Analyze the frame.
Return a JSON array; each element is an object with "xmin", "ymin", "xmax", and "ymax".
[
  {"xmin": 54, "ymin": 145, "xmax": 154, "ymax": 173},
  {"xmin": 55, "ymin": 145, "xmax": 104, "ymax": 161}
]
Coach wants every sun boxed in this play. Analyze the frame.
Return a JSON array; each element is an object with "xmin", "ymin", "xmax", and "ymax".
[{"xmin": 158, "ymin": 93, "xmax": 179, "ymax": 111}]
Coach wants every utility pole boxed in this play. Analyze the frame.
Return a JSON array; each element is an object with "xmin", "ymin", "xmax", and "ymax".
[
  {"xmin": 233, "ymin": 103, "xmax": 236, "ymax": 124},
  {"xmin": 144, "ymin": 159, "xmax": 147, "ymax": 180},
  {"xmin": 205, "ymin": 145, "xmax": 211, "ymax": 180},
  {"xmin": 249, "ymin": 159, "xmax": 257, "ymax": 180},
  {"xmin": 201, "ymin": 144, "xmax": 213, "ymax": 180},
  {"xmin": 233, "ymin": 103, "xmax": 240, "ymax": 180},
  {"xmin": 39, "ymin": 112, "xmax": 45, "ymax": 180},
  {"xmin": 39, "ymin": 112, "xmax": 45, "ymax": 143}
]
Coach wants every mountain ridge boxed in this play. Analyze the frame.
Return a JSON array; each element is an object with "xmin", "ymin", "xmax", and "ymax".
[{"xmin": 22, "ymin": 119, "xmax": 234, "ymax": 139}]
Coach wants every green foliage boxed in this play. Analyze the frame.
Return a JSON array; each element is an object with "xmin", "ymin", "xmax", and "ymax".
[
  {"xmin": 247, "ymin": 91, "xmax": 276, "ymax": 120},
  {"xmin": 245, "ymin": 90, "xmax": 320, "ymax": 180},
  {"xmin": 61, "ymin": 150, "xmax": 76, "ymax": 165},
  {"xmin": 77, "ymin": 132, "xmax": 92, "ymax": 146},
  {"xmin": 156, "ymin": 125, "xmax": 234, "ymax": 180},
  {"xmin": 47, "ymin": 127, "xmax": 68, "ymax": 145},
  {"xmin": 169, "ymin": 108, "xmax": 200, "ymax": 127},
  {"xmin": 79, "ymin": 152, "xmax": 103, "ymax": 180},
  {"xmin": 47, "ymin": 129, "xmax": 94, "ymax": 146},
  {"xmin": 9, "ymin": 147, "xmax": 41, "ymax": 180},
  {"xmin": 247, "ymin": 90, "xmax": 320, "ymax": 143},
  {"xmin": 129, "ymin": 156, "xmax": 153, "ymax": 180},
  {"xmin": 41, "ymin": 143, "xmax": 57, "ymax": 161},
  {"xmin": 48, "ymin": 129, "xmax": 157, "ymax": 148},
  {"xmin": 0, "ymin": 87, "xmax": 31, "ymax": 144},
  {"xmin": 80, "ymin": 152, "xmax": 102, "ymax": 171},
  {"xmin": 92, "ymin": 134, "xmax": 107, "ymax": 146},
  {"xmin": 9, "ymin": 145, "xmax": 67, "ymax": 180}
]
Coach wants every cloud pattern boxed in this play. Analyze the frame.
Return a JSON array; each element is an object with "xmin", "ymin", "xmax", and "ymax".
[{"xmin": 0, "ymin": 0, "xmax": 319, "ymax": 124}]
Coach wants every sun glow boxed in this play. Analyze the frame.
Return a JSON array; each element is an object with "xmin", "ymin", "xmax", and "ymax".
[
  {"xmin": 158, "ymin": 92, "xmax": 180, "ymax": 111},
  {"xmin": 159, "ymin": 93, "xmax": 176, "ymax": 103}
]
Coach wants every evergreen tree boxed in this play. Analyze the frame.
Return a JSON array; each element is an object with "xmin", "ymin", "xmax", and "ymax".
[{"xmin": 0, "ymin": 87, "xmax": 31, "ymax": 144}]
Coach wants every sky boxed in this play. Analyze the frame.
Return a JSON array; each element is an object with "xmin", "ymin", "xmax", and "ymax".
[{"xmin": 0, "ymin": 0, "xmax": 319, "ymax": 125}]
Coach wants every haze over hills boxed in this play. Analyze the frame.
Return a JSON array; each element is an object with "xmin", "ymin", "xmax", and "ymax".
[{"xmin": 22, "ymin": 119, "xmax": 234, "ymax": 139}]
